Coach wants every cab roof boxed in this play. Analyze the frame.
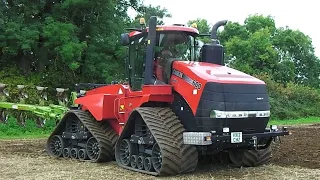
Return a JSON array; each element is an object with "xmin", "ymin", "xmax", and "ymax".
[{"xmin": 128, "ymin": 25, "xmax": 199, "ymax": 38}]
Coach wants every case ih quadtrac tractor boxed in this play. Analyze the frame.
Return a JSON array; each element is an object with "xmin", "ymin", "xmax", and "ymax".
[{"xmin": 46, "ymin": 16, "xmax": 289, "ymax": 176}]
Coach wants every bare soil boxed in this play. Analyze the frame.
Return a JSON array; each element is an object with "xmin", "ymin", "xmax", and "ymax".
[
  {"xmin": 0, "ymin": 124, "xmax": 319, "ymax": 180},
  {"xmin": 272, "ymin": 123, "xmax": 320, "ymax": 169}
]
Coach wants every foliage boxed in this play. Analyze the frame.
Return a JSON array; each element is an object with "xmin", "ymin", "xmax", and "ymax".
[
  {"xmin": 257, "ymin": 73, "xmax": 320, "ymax": 120},
  {"xmin": 218, "ymin": 14, "xmax": 320, "ymax": 87},
  {"xmin": 0, "ymin": 0, "xmax": 145, "ymax": 87},
  {"xmin": 131, "ymin": 4, "xmax": 172, "ymax": 27},
  {"xmin": 187, "ymin": 18, "xmax": 212, "ymax": 43},
  {"xmin": 0, "ymin": 117, "xmax": 55, "ymax": 139},
  {"xmin": 1, "ymin": 2, "xmax": 320, "ymax": 123}
]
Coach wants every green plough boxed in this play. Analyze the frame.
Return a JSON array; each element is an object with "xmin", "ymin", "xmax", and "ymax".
[{"xmin": 0, "ymin": 83, "xmax": 78, "ymax": 128}]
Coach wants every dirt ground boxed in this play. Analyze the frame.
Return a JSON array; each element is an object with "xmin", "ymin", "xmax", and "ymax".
[{"xmin": 0, "ymin": 124, "xmax": 319, "ymax": 180}]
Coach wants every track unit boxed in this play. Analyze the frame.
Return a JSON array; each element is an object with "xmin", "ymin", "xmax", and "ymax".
[{"xmin": 47, "ymin": 110, "xmax": 118, "ymax": 162}]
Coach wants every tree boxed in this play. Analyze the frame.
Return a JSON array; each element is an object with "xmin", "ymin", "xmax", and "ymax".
[
  {"xmin": 131, "ymin": 4, "xmax": 172, "ymax": 27},
  {"xmin": 187, "ymin": 18, "xmax": 211, "ymax": 34},
  {"xmin": 272, "ymin": 27, "xmax": 320, "ymax": 87},
  {"xmin": 218, "ymin": 14, "xmax": 320, "ymax": 87},
  {"xmin": 0, "ymin": 0, "xmax": 143, "ymax": 88},
  {"xmin": 187, "ymin": 18, "xmax": 211, "ymax": 43}
]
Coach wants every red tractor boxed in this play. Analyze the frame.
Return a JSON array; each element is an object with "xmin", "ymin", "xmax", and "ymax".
[{"xmin": 46, "ymin": 16, "xmax": 289, "ymax": 176}]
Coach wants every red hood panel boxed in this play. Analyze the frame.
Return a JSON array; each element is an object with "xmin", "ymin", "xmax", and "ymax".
[{"xmin": 174, "ymin": 61, "xmax": 265, "ymax": 84}]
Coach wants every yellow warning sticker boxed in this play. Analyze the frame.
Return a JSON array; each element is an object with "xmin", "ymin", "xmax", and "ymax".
[{"xmin": 120, "ymin": 105, "xmax": 125, "ymax": 110}]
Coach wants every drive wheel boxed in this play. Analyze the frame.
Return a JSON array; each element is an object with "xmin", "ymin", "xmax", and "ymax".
[
  {"xmin": 86, "ymin": 137, "xmax": 101, "ymax": 161},
  {"xmin": 118, "ymin": 139, "xmax": 133, "ymax": 166},
  {"xmin": 48, "ymin": 135, "xmax": 64, "ymax": 157},
  {"xmin": 151, "ymin": 143, "xmax": 162, "ymax": 173}
]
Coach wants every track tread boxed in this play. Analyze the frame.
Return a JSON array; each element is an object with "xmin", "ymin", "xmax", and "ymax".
[
  {"xmin": 116, "ymin": 107, "xmax": 198, "ymax": 176},
  {"xmin": 47, "ymin": 109, "xmax": 118, "ymax": 162},
  {"xmin": 229, "ymin": 146, "xmax": 272, "ymax": 167}
]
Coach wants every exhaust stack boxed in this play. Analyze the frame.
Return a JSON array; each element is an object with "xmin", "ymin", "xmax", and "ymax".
[
  {"xmin": 200, "ymin": 20, "xmax": 228, "ymax": 65},
  {"xmin": 211, "ymin": 20, "xmax": 228, "ymax": 41}
]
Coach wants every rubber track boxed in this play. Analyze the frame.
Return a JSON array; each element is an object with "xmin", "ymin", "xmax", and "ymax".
[
  {"xmin": 243, "ymin": 146, "xmax": 272, "ymax": 166},
  {"xmin": 116, "ymin": 107, "xmax": 198, "ymax": 176},
  {"xmin": 46, "ymin": 109, "xmax": 118, "ymax": 162},
  {"xmin": 229, "ymin": 146, "xmax": 272, "ymax": 167}
]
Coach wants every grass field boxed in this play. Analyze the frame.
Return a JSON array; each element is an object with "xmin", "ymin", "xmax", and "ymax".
[
  {"xmin": 268, "ymin": 116, "xmax": 320, "ymax": 126},
  {"xmin": 0, "ymin": 117, "xmax": 55, "ymax": 139}
]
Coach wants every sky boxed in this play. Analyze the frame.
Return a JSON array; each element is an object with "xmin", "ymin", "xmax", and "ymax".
[{"xmin": 128, "ymin": 0, "xmax": 320, "ymax": 57}]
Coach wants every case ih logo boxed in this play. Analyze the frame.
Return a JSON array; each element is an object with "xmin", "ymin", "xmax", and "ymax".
[{"xmin": 172, "ymin": 69, "xmax": 202, "ymax": 90}]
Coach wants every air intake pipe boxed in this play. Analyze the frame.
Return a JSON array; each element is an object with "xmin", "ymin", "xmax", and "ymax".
[{"xmin": 200, "ymin": 20, "xmax": 228, "ymax": 65}]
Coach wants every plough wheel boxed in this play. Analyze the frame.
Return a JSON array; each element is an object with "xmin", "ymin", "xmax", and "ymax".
[
  {"xmin": 0, "ymin": 110, "xmax": 6, "ymax": 123},
  {"xmin": 115, "ymin": 107, "xmax": 198, "ymax": 176},
  {"xmin": 17, "ymin": 112, "xmax": 27, "ymax": 127},
  {"xmin": 0, "ymin": 110, "xmax": 8, "ymax": 124},
  {"xmin": 35, "ymin": 117, "xmax": 46, "ymax": 128}
]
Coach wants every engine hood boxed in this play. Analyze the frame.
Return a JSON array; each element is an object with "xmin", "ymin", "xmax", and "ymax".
[{"xmin": 173, "ymin": 61, "xmax": 265, "ymax": 84}]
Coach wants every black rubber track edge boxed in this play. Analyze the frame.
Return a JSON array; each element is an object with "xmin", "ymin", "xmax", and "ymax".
[
  {"xmin": 229, "ymin": 146, "xmax": 272, "ymax": 167},
  {"xmin": 115, "ymin": 107, "xmax": 198, "ymax": 176}
]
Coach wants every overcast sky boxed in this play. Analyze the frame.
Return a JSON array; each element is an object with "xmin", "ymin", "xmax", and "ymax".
[{"xmin": 129, "ymin": 0, "xmax": 320, "ymax": 57}]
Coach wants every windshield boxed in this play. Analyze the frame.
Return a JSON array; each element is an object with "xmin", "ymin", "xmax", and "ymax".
[
  {"xmin": 127, "ymin": 31, "xmax": 201, "ymax": 90},
  {"xmin": 154, "ymin": 32, "xmax": 198, "ymax": 61}
]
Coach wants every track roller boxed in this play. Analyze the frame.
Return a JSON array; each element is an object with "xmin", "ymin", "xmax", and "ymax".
[
  {"xmin": 137, "ymin": 156, "xmax": 145, "ymax": 170},
  {"xmin": 78, "ymin": 149, "xmax": 88, "ymax": 161},
  {"xmin": 70, "ymin": 148, "xmax": 78, "ymax": 159},
  {"xmin": 228, "ymin": 146, "xmax": 272, "ymax": 167},
  {"xmin": 144, "ymin": 157, "xmax": 153, "ymax": 171},
  {"xmin": 63, "ymin": 148, "xmax": 70, "ymax": 158},
  {"xmin": 115, "ymin": 107, "xmax": 198, "ymax": 176},
  {"xmin": 130, "ymin": 155, "xmax": 138, "ymax": 168}
]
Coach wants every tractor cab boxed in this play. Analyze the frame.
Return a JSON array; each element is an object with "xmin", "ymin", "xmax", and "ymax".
[
  {"xmin": 121, "ymin": 21, "xmax": 200, "ymax": 90},
  {"xmin": 120, "ymin": 17, "xmax": 227, "ymax": 91}
]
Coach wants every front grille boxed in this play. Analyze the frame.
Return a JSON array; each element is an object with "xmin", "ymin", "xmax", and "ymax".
[{"xmin": 194, "ymin": 82, "xmax": 270, "ymax": 133}]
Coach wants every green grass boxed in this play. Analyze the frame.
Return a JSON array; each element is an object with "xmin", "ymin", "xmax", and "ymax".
[
  {"xmin": 268, "ymin": 116, "xmax": 320, "ymax": 126},
  {"xmin": 0, "ymin": 116, "xmax": 319, "ymax": 140},
  {"xmin": 0, "ymin": 117, "xmax": 55, "ymax": 139}
]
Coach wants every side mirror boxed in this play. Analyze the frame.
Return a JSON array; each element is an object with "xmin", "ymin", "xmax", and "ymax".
[{"xmin": 120, "ymin": 33, "xmax": 130, "ymax": 46}]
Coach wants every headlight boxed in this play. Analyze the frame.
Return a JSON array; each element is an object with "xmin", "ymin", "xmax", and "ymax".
[{"xmin": 210, "ymin": 110, "xmax": 270, "ymax": 118}]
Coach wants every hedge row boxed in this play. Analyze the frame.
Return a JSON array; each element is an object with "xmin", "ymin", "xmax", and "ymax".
[
  {"xmin": 256, "ymin": 73, "xmax": 320, "ymax": 120},
  {"xmin": 1, "ymin": 69, "xmax": 320, "ymax": 120}
]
